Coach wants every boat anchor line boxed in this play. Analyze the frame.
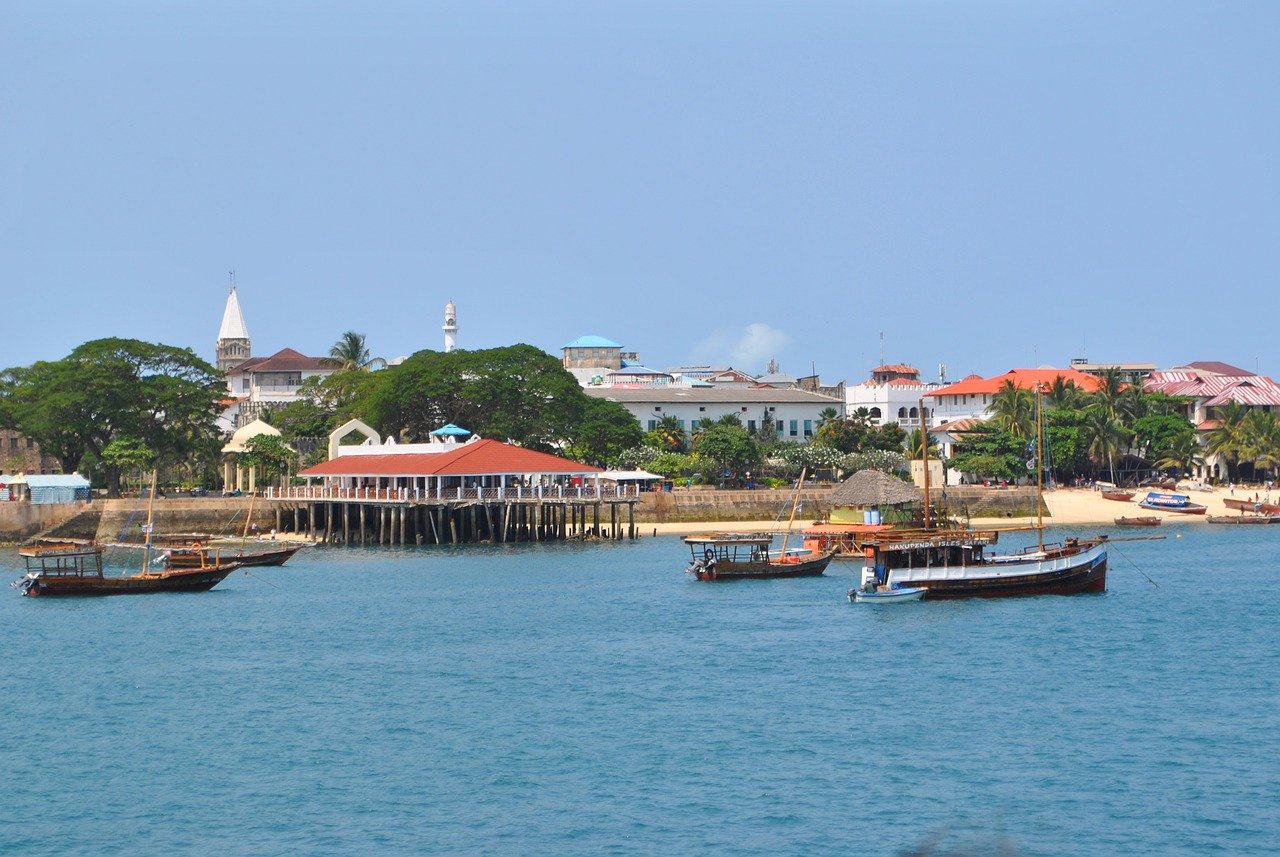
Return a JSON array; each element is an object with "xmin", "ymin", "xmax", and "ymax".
[{"xmin": 1105, "ymin": 537, "xmax": 1160, "ymax": 589}]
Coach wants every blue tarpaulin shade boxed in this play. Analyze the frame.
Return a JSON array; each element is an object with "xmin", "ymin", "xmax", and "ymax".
[{"xmin": 20, "ymin": 473, "xmax": 92, "ymax": 504}]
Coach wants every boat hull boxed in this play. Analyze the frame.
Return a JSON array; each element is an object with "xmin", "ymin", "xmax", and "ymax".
[
  {"xmin": 23, "ymin": 565, "xmax": 241, "ymax": 597},
  {"xmin": 1102, "ymin": 491, "xmax": 1135, "ymax": 502},
  {"xmin": 694, "ymin": 552, "xmax": 834, "ymax": 580},
  {"xmin": 851, "ymin": 587, "xmax": 925, "ymax": 603},
  {"xmin": 166, "ymin": 545, "xmax": 300, "ymax": 569},
  {"xmin": 887, "ymin": 543, "xmax": 1107, "ymax": 599},
  {"xmin": 1115, "ymin": 517, "xmax": 1161, "ymax": 527},
  {"xmin": 1138, "ymin": 502, "xmax": 1205, "ymax": 514}
]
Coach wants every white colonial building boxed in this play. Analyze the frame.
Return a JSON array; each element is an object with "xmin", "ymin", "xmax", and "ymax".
[
  {"xmin": 584, "ymin": 386, "xmax": 843, "ymax": 444},
  {"xmin": 845, "ymin": 365, "xmax": 943, "ymax": 430},
  {"xmin": 216, "ymin": 286, "xmax": 337, "ymax": 429}
]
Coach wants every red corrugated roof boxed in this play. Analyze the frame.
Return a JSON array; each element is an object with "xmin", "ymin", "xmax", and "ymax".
[
  {"xmin": 298, "ymin": 438, "xmax": 602, "ymax": 478},
  {"xmin": 236, "ymin": 347, "xmax": 332, "ymax": 373},
  {"xmin": 927, "ymin": 368, "xmax": 1104, "ymax": 398},
  {"xmin": 1146, "ymin": 371, "xmax": 1280, "ymax": 406}
]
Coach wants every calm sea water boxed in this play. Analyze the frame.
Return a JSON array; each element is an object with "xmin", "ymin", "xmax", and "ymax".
[{"xmin": 2, "ymin": 525, "xmax": 1277, "ymax": 856}]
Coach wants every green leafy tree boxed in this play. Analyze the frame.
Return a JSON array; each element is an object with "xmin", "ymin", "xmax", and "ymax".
[
  {"xmin": 948, "ymin": 423, "xmax": 1026, "ymax": 481},
  {"xmin": 692, "ymin": 423, "xmax": 761, "ymax": 483},
  {"xmin": 646, "ymin": 415, "xmax": 688, "ymax": 453},
  {"xmin": 566, "ymin": 397, "xmax": 643, "ymax": 467},
  {"xmin": 867, "ymin": 421, "xmax": 908, "ymax": 452},
  {"xmin": 364, "ymin": 345, "xmax": 588, "ymax": 452},
  {"xmin": 101, "ymin": 436, "xmax": 157, "ymax": 495},
  {"xmin": 241, "ymin": 434, "xmax": 297, "ymax": 488},
  {"xmin": 1131, "ymin": 412, "xmax": 1196, "ymax": 463},
  {"xmin": 0, "ymin": 338, "xmax": 223, "ymax": 495}
]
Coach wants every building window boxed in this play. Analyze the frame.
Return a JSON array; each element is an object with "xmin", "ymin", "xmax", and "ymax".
[
  {"xmin": 909, "ymin": 407, "xmax": 918, "ymax": 418},
  {"xmin": 803, "ymin": 419, "xmax": 813, "ymax": 438},
  {"xmin": 777, "ymin": 424, "xmax": 784, "ymax": 438},
  {"xmin": 869, "ymin": 407, "xmax": 882, "ymax": 419},
  {"xmin": 647, "ymin": 420, "xmax": 656, "ymax": 431},
  {"xmin": 789, "ymin": 420, "xmax": 798, "ymax": 437},
  {"xmin": 898, "ymin": 407, "xmax": 907, "ymax": 419},
  {"xmin": 699, "ymin": 406, "xmax": 706, "ymax": 412},
  {"xmin": 748, "ymin": 420, "xmax": 757, "ymax": 433}
]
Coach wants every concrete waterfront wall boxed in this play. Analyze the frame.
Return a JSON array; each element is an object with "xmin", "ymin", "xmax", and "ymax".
[
  {"xmin": 94, "ymin": 498, "xmax": 279, "ymax": 543},
  {"xmin": 937, "ymin": 485, "xmax": 1044, "ymax": 519},
  {"xmin": 634, "ymin": 488, "xmax": 834, "ymax": 524},
  {"xmin": 0, "ymin": 501, "xmax": 91, "ymax": 543}
]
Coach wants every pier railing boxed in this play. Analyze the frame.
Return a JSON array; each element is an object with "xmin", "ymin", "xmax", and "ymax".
[{"xmin": 264, "ymin": 484, "xmax": 642, "ymax": 503}]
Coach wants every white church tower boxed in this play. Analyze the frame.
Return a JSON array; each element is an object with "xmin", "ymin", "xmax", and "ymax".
[
  {"xmin": 443, "ymin": 300, "xmax": 458, "ymax": 353},
  {"xmin": 216, "ymin": 280, "xmax": 252, "ymax": 372}
]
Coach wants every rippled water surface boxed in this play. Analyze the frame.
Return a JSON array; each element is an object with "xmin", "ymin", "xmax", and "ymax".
[{"xmin": 2, "ymin": 526, "xmax": 1277, "ymax": 856}]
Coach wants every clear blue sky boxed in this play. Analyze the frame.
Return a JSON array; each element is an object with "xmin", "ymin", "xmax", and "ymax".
[{"xmin": 4, "ymin": 2, "xmax": 1278, "ymax": 383}]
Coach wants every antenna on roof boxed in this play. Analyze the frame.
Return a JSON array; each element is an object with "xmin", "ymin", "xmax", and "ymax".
[
  {"xmin": 229, "ymin": 269, "xmax": 236, "ymax": 292},
  {"xmin": 879, "ymin": 331, "xmax": 884, "ymax": 366}
]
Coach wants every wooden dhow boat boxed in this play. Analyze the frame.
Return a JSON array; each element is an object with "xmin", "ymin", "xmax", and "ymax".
[
  {"xmin": 1101, "ymin": 489, "xmax": 1136, "ymax": 502},
  {"xmin": 684, "ymin": 468, "xmax": 834, "ymax": 580},
  {"xmin": 1138, "ymin": 492, "xmax": 1206, "ymax": 515},
  {"xmin": 1114, "ymin": 516, "xmax": 1162, "ymax": 527},
  {"xmin": 850, "ymin": 391, "xmax": 1108, "ymax": 600},
  {"xmin": 161, "ymin": 491, "xmax": 302, "ymax": 569},
  {"xmin": 684, "ymin": 532, "xmax": 835, "ymax": 580},
  {"xmin": 12, "ymin": 472, "xmax": 242, "ymax": 598},
  {"xmin": 1207, "ymin": 515, "xmax": 1277, "ymax": 525},
  {"xmin": 1223, "ymin": 498, "xmax": 1280, "ymax": 515}
]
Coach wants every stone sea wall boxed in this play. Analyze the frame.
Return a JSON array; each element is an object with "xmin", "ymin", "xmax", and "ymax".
[
  {"xmin": 0, "ymin": 501, "xmax": 92, "ymax": 543},
  {"xmin": 633, "ymin": 488, "xmax": 834, "ymax": 524}
]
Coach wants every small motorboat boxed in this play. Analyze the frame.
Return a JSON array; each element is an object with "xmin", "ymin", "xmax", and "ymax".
[
  {"xmin": 1115, "ymin": 516, "xmax": 1162, "ymax": 527},
  {"xmin": 849, "ymin": 585, "xmax": 925, "ymax": 604},
  {"xmin": 849, "ymin": 564, "xmax": 925, "ymax": 603},
  {"xmin": 1102, "ymin": 490, "xmax": 1135, "ymax": 502}
]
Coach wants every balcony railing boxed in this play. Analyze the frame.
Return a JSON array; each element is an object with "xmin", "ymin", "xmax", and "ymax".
[{"xmin": 264, "ymin": 483, "xmax": 642, "ymax": 503}]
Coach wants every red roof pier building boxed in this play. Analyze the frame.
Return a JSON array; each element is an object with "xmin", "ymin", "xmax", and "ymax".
[{"xmin": 269, "ymin": 422, "xmax": 638, "ymax": 544}]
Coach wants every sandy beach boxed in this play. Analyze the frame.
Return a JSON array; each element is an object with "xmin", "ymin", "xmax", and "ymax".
[{"xmin": 647, "ymin": 484, "xmax": 1274, "ymax": 535}]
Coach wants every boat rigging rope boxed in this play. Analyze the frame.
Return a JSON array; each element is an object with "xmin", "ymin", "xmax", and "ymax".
[{"xmin": 1105, "ymin": 537, "xmax": 1159, "ymax": 588}]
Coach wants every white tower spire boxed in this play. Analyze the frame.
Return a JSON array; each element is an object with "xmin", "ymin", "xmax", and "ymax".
[
  {"xmin": 216, "ymin": 273, "xmax": 252, "ymax": 371},
  {"xmin": 443, "ymin": 300, "xmax": 457, "ymax": 353}
]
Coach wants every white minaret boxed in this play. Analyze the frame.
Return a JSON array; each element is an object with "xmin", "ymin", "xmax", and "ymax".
[{"xmin": 443, "ymin": 300, "xmax": 458, "ymax": 353}]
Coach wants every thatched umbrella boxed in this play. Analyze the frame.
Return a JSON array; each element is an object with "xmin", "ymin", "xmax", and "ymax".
[{"xmin": 829, "ymin": 469, "xmax": 922, "ymax": 508}]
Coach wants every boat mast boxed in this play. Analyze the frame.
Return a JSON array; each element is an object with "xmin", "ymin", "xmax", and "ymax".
[
  {"xmin": 142, "ymin": 469, "xmax": 158, "ymax": 572},
  {"xmin": 919, "ymin": 397, "xmax": 931, "ymax": 530},
  {"xmin": 1035, "ymin": 386, "xmax": 1045, "ymax": 551},
  {"xmin": 241, "ymin": 490, "xmax": 256, "ymax": 547},
  {"xmin": 778, "ymin": 467, "xmax": 807, "ymax": 560}
]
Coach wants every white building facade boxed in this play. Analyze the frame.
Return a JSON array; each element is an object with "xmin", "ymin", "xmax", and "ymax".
[{"xmin": 584, "ymin": 386, "xmax": 844, "ymax": 444}]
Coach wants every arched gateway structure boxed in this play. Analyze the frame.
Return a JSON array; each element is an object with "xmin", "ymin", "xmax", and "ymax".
[{"xmin": 266, "ymin": 426, "xmax": 638, "ymax": 544}]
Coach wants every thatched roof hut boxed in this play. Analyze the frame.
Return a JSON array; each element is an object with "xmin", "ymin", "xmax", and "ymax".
[{"xmin": 829, "ymin": 469, "xmax": 922, "ymax": 508}]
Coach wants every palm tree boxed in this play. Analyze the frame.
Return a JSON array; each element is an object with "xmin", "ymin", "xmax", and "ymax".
[
  {"xmin": 1045, "ymin": 377, "xmax": 1084, "ymax": 411},
  {"xmin": 1241, "ymin": 410, "xmax": 1280, "ymax": 481},
  {"xmin": 1092, "ymin": 367, "xmax": 1128, "ymax": 421},
  {"xmin": 649, "ymin": 414, "xmax": 687, "ymax": 452},
  {"xmin": 816, "ymin": 406, "xmax": 840, "ymax": 430},
  {"xmin": 990, "ymin": 380, "xmax": 1035, "ymax": 439},
  {"xmin": 1083, "ymin": 406, "xmax": 1128, "ymax": 484},
  {"xmin": 1206, "ymin": 401, "xmax": 1250, "ymax": 483},
  {"xmin": 326, "ymin": 331, "xmax": 386, "ymax": 371},
  {"xmin": 1153, "ymin": 434, "xmax": 1205, "ymax": 477},
  {"xmin": 906, "ymin": 428, "xmax": 939, "ymax": 461}
]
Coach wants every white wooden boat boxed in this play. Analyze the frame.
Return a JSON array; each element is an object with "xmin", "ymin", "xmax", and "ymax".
[{"xmin": 849, "ymin": 585, "xmax": 925, "ymax": 604}]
